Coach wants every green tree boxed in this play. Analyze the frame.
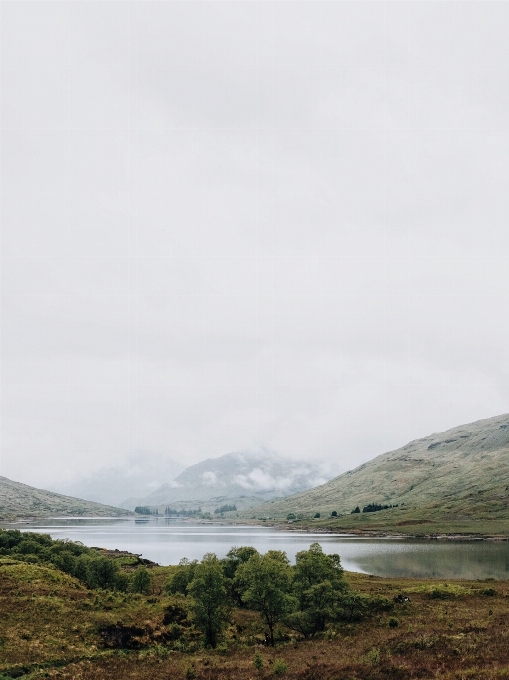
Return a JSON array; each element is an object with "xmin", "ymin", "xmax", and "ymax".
[
  {"xmin": 235, "ymin": 551, "xmax": 296, "ymax": 646},
  {"xmin": 221, "ymin": 546, "xmax": 259, "ymax": 606},
  {"xmin": 85, "ymin": 556, "xmax": 119, "ymax": 590},
  {"xmin": 165, "ymin": 557, "xmax": 198, "ymax": 595},
  {"xmin": 131, "ymin": 566, "xmax": 152, "ymax": 594},
  {"xmin": 187, "ymin": 553, "xmax": 230, "ymax": 648},
  {"xmin": 286, "ymin": 543, "xmax": 347, "ymax": 637}
]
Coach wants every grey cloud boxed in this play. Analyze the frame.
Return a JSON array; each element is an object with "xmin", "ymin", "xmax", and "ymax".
[{"xmin": 1, "ymin": 2, "xmax": 508, "ymax": 493}]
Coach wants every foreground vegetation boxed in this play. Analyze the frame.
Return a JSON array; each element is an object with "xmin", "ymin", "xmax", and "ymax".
[{"xmin": 2, "ymin": 529, "xmax": 509, "ymax": 679}]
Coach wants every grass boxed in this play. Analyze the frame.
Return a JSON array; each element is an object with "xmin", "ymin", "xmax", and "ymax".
[{"xmin": 2, "ymin": 557, "xmax": 509, "ymax": 679}]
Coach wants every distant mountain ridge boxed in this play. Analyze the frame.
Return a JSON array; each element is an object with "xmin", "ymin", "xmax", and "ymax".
[
  {"xmin": 120, "ymin": 451, "xmax": 332, "ymax": 512},
  {"xmin": 252, "ymin": 414, "xmax": 509, "ymax": 527},
  {"xmin": 0, "ymin": 476, "xmax": 132, "ymax": 520},
  {"xmin": 51, "ymin": 453, "xmax": 185, "ymax": 508}
]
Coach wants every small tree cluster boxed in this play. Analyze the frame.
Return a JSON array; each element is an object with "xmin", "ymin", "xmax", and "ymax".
[
  {"xmin": 135, "ymin": 506, "xmax": 158, "ymax": 515},
  {"xmin": 164, "ymin": 507, "xmax": 202, "ymax": 516},
  {"xmin": 362, "ymin": 503, "xmax": 398, "ymax": 513},
  {"xmin": 164, "ymin": 542, "xmax": 389, "ymax": 648},
  {"xmin": 214, "ymin": 504, "xmax": 237, "ymax": 514}
]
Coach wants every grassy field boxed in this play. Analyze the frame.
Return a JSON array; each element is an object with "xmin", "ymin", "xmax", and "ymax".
[{"xmin": 2, "ymin": 554, "xmax": 509, "ymax": 679}]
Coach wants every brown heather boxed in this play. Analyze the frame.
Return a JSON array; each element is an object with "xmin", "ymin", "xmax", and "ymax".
[{"xmin": 2, "ymin": 559, "xmax": 509, "ymax": 680}]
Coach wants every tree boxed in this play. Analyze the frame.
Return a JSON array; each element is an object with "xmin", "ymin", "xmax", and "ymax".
[
  {"xmin": 131, "ymin": 566, "xmax": 152, "ymax": 594},
  {"xmin": 85, "ymin": 556, "xmax": 119, "ymax": 589},
  {"xmin": 187, "ymin": 553, "xmax": 230, "ymax": 648},
  {"xmin": 221, "ymin": 546, "xmax": 259, "ymax": 607},
  {"xmin": 165, "ymin": 558, "xmax": 198, "ymax": 596},
  {"xmin": 286, "ymin": 543, "xmax": 347, "ymax": 637},
  {"xmin": 235, "ymin": 551, "xmax": 296, "ymax": 646}
]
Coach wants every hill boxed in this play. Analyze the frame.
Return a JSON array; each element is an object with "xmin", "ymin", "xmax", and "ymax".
[
  {"xmin": 0, "ymin": 476, "xmax": 132, "ymax": 520},
  {"xmin": 120, "ymin": 451, "xmax": 332, "ymax": 513},
  {"xmin": 251, "ymin": 414, "xmax": 509, "ymax": 535}
]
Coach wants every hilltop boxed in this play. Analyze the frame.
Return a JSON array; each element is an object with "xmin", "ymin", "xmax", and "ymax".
[
  {"xmin": 0, "ymin": 475, "xmax": 131, "ymax": 520},
  {"xmin": 121, "ymin": 451, "xmax": 331, "ymax": 513},
  {"xmin": 252, "ymin": 414, "xmax": 509, "ymax": 535}
]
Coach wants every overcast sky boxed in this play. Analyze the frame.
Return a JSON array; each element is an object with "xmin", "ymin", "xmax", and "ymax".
[{"xmin": 1, "ymin": 1, "xmax": 508, "ymax": 492}]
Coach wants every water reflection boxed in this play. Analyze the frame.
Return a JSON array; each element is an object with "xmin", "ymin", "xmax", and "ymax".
[{"xmin": 4, "ymin": 518, "xmax": 509, "ymax": 580}]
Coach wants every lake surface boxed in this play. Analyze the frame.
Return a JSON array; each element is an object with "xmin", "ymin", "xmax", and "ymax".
[{"xmin": 9, "ymin": 518, "xmax": 509, "ymax": 580}]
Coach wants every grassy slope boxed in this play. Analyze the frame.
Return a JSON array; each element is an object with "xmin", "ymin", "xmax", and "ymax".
[
  {"xmin": 2, "ymin": 557, "xmax": 509, "ymax": 679},
  {"xmin": 0, "ymin": 476, "xmax": 132, "ymax": 520},
  {"xmin": 249, "ymin": 414, "xmax": 509, "ymax": 536}
]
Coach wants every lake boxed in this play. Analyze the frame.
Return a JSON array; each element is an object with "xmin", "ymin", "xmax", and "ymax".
[{"xmin": 9, "ymin": 517, "xmax": 509, "ymax": 580}]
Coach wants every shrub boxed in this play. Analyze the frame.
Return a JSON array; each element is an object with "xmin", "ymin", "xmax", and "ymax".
[
  {"xmin": 388, "ymin": 617, "xmax": 399, "ymax": 628},
  {"xmin": 351, "ymin": 507, "xmax": 360, "ymax": 514},
  {"xmin": 184, "ymin": 664, "xmax": 196, "ymax": 679},
  {"xmin": 367, "ymin": 648, "xmax": 380, "ymax": 666},
  {"xmin": 313, "ymin": 512, "xmax": 320, "ymax": 518},
  {"xmin": 331, "ymin": 510, "xmax": 337, "ymax": 517},
  {"xmin": 273, "ymin": 658, "xmax": 288, "ymax": 675},
  {"xmin": 253, "ymin": 651, "xmax": 264, "ymax": 669},
  {"xmin": 481, "ymin": 587, "xmax": 497, "ymax": 597},
  {"xmin": 286, "ymin": 513, "xmax": 296, "ymax": 520}
]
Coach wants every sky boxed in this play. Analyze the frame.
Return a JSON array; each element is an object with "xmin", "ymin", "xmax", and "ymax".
[{"xmin": 1, "ymin": 1, "xmax": 509, "ymax": 495}]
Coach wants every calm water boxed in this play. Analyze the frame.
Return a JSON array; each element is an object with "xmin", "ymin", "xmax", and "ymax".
[{"xmin": 9, "ymin": 518, "xmax": 509, "ymax": 580}]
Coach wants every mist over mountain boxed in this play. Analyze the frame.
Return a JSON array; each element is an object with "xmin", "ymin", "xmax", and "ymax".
[
  {"xmin": 120, "ymin": 451, "xmax": 338, "ymax": 512},
  {"xmin": 51, "ymin": 454, "xmax": 185, "ymax": 507}
]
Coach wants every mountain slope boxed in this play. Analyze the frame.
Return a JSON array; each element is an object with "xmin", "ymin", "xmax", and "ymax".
[
  {"xmin": 121, "ymin": 451, "xmax": 332, "ymax": 512},
  {"xmin": 0, "ymin": 476, "xmax": 132, "ymax": 520},
  {"xmin": 252, "ymin": 414, "xmax": 509, "ymax": 532}
]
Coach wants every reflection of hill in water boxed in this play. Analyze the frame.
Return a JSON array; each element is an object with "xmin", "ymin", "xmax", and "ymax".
[{"xmin": 354, "ymin": 541, "xmax": 509, "ymax": 580}]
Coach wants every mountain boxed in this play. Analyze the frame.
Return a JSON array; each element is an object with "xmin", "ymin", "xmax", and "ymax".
[
  {"xmin": 0, "ymin": 476, "xmax": 132, "ymax": 520},
  {"xmin": 252, "ymin": 414, "xmax": 509, "ymax": 534},
  {"xmin": 120, "ymin": 451, "xmax": 334, "ymax": 512},
  {"xmin": 51, "ymin": 454, "xmax": 185, "ymax": 507}
]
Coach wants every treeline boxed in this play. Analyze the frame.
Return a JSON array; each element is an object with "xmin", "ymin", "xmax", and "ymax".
[
  {"xmin": 164, "ymin": 507, "xmax": 202, "ymax": 517},
  {"xmin": 165, "ymin": 543, "xmax": 392, "ymax": 648},
  {"xmin": 214, "ymin": 504, "xmax": 237, "ymax": 514},
  {"xmin": 135, "ymin": 507, "xmax": 203, "ymax": 516},
  {"xmin": 0, "ymin": 529, "xmax": 152, "ymax": 594},
  {"xmin": 351, "ymin": 502, "xmax": 399, "ymax": 514},
  {"xmin": 135, "ymin": 506, "xmax": 158, "ymax": 515}
]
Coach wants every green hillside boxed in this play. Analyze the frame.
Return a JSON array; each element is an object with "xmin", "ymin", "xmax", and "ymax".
[
  {"xmin": 250, "ymin": 414, "xmax": 509, "ymax": 535},
  {"xmin": 0, "ymin": 476, "xmax": 131, "ymax": 520}
]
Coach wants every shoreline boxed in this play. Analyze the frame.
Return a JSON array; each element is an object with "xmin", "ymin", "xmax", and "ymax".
[{"xmin": 3, "ymin": 513, "xmax": 509, "ymax": 542}]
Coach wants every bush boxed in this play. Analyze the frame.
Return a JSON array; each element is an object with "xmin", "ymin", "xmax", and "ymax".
[
  {"xmin": 313, "ymin": 512, "xmax": 320, "ymax": 519},
  {"xmin": 273, "ymin": 658, "xmax": 288, "ymax": 675},
  {"xmin": 481, "ymin": 587, "xmax": 497, "ymax": 596},
  {"xmin": 331, "ymin": 510, "xmax": 337, "ymax": 517},
  {"xmin": 388, "ymin": 617, "xmax": 399, "ymax": 628},
  {"xmin": 184, "ymin": 664, "xmax": 196, "ymax": 679},
  {"xmin": 351, "ymin": 507, "xmax": 360, "ymax": 514},
  {"xmin": 367, "ymin": 648, "xmax": 380, "ymax": 666},
  {"xmin": 253, "ymin": 651, "xmax": 264, "ymax": 669}
]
